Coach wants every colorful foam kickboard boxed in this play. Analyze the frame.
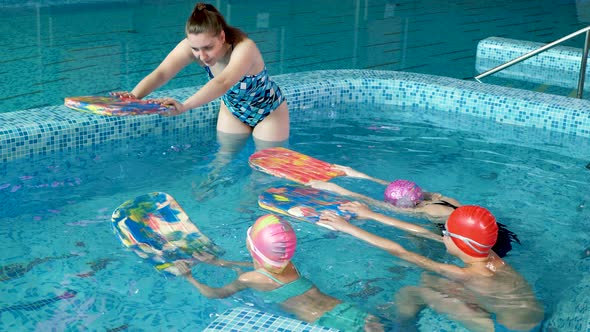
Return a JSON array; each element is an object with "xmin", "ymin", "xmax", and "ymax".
[
  {"xmin": 111, "ymin": 192, "xmax": 224, "ymax": 276},
  {"xmin": 64, "ymin": 96, "xmax": 173, "ymax": 116},
  {"xmin": 258, "ymin": 184, "xmax": 355, "ymax": 229},
  {"xmin": 248, "ymin": 147, "xmax": 346, "ymax": 184}
]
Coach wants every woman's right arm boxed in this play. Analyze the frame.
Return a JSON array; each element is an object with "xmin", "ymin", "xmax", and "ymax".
[{"xmin": 129, "ymin": 39, "xmax": 196, "ymax": 99}]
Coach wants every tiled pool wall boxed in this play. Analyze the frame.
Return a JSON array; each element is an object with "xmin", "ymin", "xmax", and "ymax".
[
  {"xmin": 476, "ymin": 36, "xmax": 590, "ymax": 90},
  {"xmin": 2, "ymin": 69, "xmax": 590, "ymax": 163},
  {"xmin": 203, "ymin": 307, "xmax": 338, "ymax": 332}
]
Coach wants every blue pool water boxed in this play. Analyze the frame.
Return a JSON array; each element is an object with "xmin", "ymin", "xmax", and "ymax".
[
  {"xmin": 1, "ymin": 98, "xmax": 590, "ymax": 331},
  {"xmin": 1, "ymin": 0, "xmax": 590, "ymax": 331},
  {"xmin": 0, "ymin": 0, "xmax": 589, "ymax": 112}
]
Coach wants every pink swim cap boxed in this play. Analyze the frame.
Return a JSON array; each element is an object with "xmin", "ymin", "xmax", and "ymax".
[
  {"xmin": 247, "ymin": 214, "xmax": 297, "ymax": 272},
  {"xmin": 445, "ymin": 205, "xmax": 498, "ymax": 258},
  {"xmin": 384, "ymin": 180, "xmax": 424, "ymax": 207}
]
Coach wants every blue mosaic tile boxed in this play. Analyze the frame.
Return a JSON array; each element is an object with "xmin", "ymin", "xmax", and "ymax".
[
  {"xmin": 476, "ymin": 36, "xmax": 590, "ymax": 89},
  {"xmin": 203, "ymin": 307, "xmax": 338, "ymax": 332},
  {"xmin": 1, "ymin": 70, "xmax": 590, "ymax": 163}
]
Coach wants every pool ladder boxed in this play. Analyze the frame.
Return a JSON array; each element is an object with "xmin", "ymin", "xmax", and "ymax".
[{"xmin": 473, "ymin": 26, "xmax": 590, "ymax": 99}]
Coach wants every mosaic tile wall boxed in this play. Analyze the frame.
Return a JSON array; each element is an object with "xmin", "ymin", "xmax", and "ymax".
[
  {"xmin": 203, "ymin": 307, "xmax": 338, "ymax": 332},
  {"xmin": 1, "ymin": 69, "xmax": 590, "ymax": 163},
  {"xmin": 476, "ymin": 36, "xmax": 590, "ymax": 89}
]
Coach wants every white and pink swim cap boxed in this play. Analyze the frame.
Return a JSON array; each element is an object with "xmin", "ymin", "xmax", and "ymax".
[
  {"xmin": 247, "ymin": 214, "xmax": 297, "ymax": 272},
  {"xmin": 384, "ymin": 179, "xmax": 424, "ymax": 208}
]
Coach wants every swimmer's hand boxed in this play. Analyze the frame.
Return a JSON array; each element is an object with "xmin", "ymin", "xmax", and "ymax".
[
  {"xmin": 110, "ymin": 91, "xmax": 137, "ymax": 99},
  {"xmin": 148, "ymin": 97, "xmax": 186, "ymax": 116},
  {"xmin": 174, "ymin": 261, "xmax": 194, "ymax": 277},
  {"xmin": 332, "ymin": 165, "xmax": 368, "ymax": 178},
  {"xmin": 318, "ymin": 211, "xmax": 354, "ymax": 233},
  {"xmin": 423, "ymin": 192, "xmax": 443, "ymax": 201},
  {"xmin": 332, "ymin": 165, "xmax": 389, "ymax": 185},
  {"xmin": 191, "ymin": 251, "xmax": 218, "ymax": 263},
  {"xmin": 338, "ymin": 201, "xmax": 374, "ymax": 219},
  {"xmin": 332, "ymin": 164, "xmax": 357, "ymax": 176}
]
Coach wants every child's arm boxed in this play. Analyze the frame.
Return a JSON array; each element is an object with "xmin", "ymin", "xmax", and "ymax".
[
  {"xmin": 308, "ymin": 180, "xmax": 420, "ymax": 217},
  {"xmin": 339, "ymin": 202, "xmax": 442, "ymax": 242},
  {"xmin": 308, "ymin": 180, "xmax": 359, "ymax": 197},
  {"xmin": 331, "ymin": 165, "xmax": 390, "ymax": 185},
  {"xmin": 176, "ymin": 261, "xmax": 249, "ymax": 299},
  {"xmin": 318, "ymin": 213, "xmax": 465, "ymax": 279}
]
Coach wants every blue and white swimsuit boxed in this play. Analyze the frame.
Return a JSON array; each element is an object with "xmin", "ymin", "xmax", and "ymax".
[{"xmin": 205, "ymin": 66, "xmax": 285, "ymax": 127}]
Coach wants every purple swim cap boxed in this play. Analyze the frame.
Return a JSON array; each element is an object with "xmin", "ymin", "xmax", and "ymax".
[{"xmin": 384, "ymin": 180, "xmax": 424, "ymax": 208}]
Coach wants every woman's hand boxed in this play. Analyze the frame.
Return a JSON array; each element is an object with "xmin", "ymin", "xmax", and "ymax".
[
  {"xmin": 110, "ymin": 91, "xmax": 137, "ymax": 99},
  {"xmin": 148, "ymin": 98, "xmax": 186, "ymax": 116}
]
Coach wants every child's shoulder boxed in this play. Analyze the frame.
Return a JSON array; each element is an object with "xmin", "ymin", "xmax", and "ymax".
[{"xmin": 239, "ymin": 270, "xmax": 280, "ymax": 291}]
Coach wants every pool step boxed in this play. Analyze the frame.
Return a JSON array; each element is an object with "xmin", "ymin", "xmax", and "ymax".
[
  {"xmin": 534, "ymin": 84, "xmax": 549, "ymax": 93},
  {"xmin": 568, "ymin": 89, "xmax": 579, "ymax": 98}
]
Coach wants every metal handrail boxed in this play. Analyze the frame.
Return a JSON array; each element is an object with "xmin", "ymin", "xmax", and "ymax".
[{"xmin": 474, "ymin": 26, "xmax": 590, "ymax": 99}]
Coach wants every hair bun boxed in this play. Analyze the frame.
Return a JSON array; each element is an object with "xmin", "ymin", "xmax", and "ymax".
[{"xmin": 196, "ymin": 3, "xmax": 206, "ymax": 11}]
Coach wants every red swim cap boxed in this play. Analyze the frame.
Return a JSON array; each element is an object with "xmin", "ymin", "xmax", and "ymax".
[{"xmin": 445, "ymin": 205, "xmax": 498, "ymax": 258}]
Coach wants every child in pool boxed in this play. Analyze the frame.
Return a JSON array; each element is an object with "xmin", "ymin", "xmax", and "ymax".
[
  {"xmin": 175, "ymin": 214, "xmax": 384, "ymax": 332},
  {"xmin": 319, "ymin": 205, "xmax": 544, "ymax": 332},
  {"xmin": 310, "ymin": 165, "xmax": 464, "ymax": 223},
  {"xmin": 309, "ymin": 165, "xmax": 520, "ymax": 257}
]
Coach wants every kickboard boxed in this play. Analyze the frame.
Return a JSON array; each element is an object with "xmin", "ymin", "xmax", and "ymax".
[
  {"xmin": 249, "ymin": 147, "xmax": 345, "ymax": 184},
  {"xmin": 111, "ymin": 192, "xmax": 224, "ymax": 275},
  {"xmin": 65, "ymin": 96, "xmax": 172, "ymax": 116},
  {"xmin": 258, "ymin": 185, "xmax": 355, "ymax": 228}
]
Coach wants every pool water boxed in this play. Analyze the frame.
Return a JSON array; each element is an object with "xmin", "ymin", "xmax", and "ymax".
[
  {"xmin": 1, "ymin": 0, "xmax": 588, "ymax": 112},
  {"xmin": 1, "ymin": 103, "xmax": 589, "ymax": 331}
]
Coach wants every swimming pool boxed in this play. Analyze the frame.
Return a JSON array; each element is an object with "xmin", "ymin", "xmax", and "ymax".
[
  {"xmin": 2, "ymin": 0, "xmax": 590, "ymax": 331},
  {"xmin": 1, "ymin": 0, "xmax": 589, "ymax": 112},
  {"xmin": 2, "ymin": 70, "xmax": 590, "ymax": 331}
]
